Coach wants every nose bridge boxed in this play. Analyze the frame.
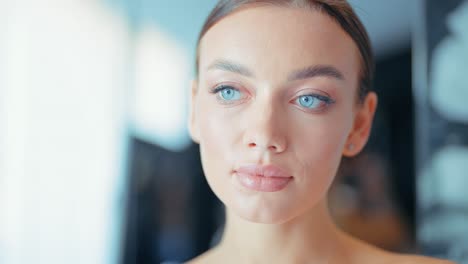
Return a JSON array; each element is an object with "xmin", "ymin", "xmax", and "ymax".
[
  {"xmin": 257, "ymin": 97, "xmax": 278, "ymax": 131},
  {"xmin": 243, "ymin": 95, "xmax": 286, "ymax": 152}
]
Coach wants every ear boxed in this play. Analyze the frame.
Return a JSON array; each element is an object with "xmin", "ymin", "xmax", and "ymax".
[
  {"xmin": 188, "ymin": 79, "xmax": 200, "ymax": 144},
  {"xmin": 343, "ymin": 92, "xmax": 378, "ymax": 157}
]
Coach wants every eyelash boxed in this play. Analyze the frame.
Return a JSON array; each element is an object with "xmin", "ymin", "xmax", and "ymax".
[
  {"xmin": 209, "ymin": 84, "xmax": 245, "ymax": 105},
  {"xmin": 210, "ymin": 84, "xmax": 238, "ymax": 95},
  {"xmin": 297, "ymin": 94, "xmax": 336, "ymax": 112},
  {"xmin": 209, "ymin": 84, "xmax": 335, "ymax": 112}
]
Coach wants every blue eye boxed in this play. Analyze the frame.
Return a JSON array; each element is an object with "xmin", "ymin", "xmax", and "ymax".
[
  {"xmin": 297, "ymin": 95, "xmax": 321, "ymax": 109},
  {"xmin": 295, "ymin": 94, "xmax": 334, "ymax": 111},
  {"xmin": 212, "ymin": 85, "xmax": 243, "ymax": 102}
]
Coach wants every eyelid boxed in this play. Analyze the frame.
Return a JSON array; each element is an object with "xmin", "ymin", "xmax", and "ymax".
[
  {"xmin": 210, "ymin": 82, "xmax": 244, "ymax": 93},
  {"xmin": 294, "ymin": 87, "xmax": 336, "ymax": 102},
  {"xmin": 294, "ymin": 87, "xmax": 332, "ymax": 98},
  {"xmin": 212, "ymin": 84, "xmax": 239, "ymax": 93},
  {"xmin": 291, "ymin": 93, "xmax": 336, "ymax": 113},
  {"xmin": 291, "ymin": 91, "xmax": 335, "ymax": 103},
  {"xmin": 210, "ymin": 83, "xmax": 250, "ymax": 105}
]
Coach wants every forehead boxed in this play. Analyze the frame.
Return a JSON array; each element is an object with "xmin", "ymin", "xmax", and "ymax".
[{"xmin": 198, "ymin": 5, "xmax": 360, "ymax": 85}]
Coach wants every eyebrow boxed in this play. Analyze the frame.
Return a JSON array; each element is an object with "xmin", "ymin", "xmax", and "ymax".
[
  {"xmin": 206, "ymin": 59, "xmax": 345, "ymax": 82},
  {"xmin": 288, "ymin": 65, "xmax": 344, "ymax": 82},
  {"xmin": 207, "ymin": 59, "xmax": 254, "ymax": 77}
]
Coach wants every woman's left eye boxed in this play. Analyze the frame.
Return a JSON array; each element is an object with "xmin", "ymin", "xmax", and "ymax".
[{"xmin": 295, "ymin": 94, "xmax": 334, "ymax": 111}]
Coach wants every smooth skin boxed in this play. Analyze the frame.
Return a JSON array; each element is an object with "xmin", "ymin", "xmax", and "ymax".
[{"xmin": 188, "ymin": 5, "xmax": 455, "ymax": 264}]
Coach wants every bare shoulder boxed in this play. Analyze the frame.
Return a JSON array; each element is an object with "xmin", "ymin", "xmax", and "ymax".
[
  {"xmin": 357, "ymin": 246, "xmax": 456, "ymax": 264},
  {"xmin": 388, "ymin": 254, "xmax": 457, "ymax": 264},
  {"xmin": 362, "ymin": 244, "xmax": 456, "ymax": 264},
  {"xmin": 342, "ymin": 232, "xmax": 456, "ymax": 264},
  {"xmin": 360, "ymin": 243, "xmax": 456, "ymax": 264}
]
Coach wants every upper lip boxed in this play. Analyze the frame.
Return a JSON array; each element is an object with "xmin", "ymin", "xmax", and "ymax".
[{"xmin": 235, "ymin": 164, "xmax": 292, "ymax": 178}]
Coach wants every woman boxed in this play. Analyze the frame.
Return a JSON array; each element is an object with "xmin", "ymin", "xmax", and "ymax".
[{"xmin": 187, "ymin": 0, "xmax": 455, "ymax": 263}]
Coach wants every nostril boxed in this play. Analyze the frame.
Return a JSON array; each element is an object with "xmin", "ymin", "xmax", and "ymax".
[{"xmin": 249, "ymin": 143, "xmax": 256, "ymax": 147}]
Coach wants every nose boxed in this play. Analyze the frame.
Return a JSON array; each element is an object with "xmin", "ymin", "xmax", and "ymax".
[{"xmin": 242, "ymin": 101, "xmax": 287, "ymax": 154}]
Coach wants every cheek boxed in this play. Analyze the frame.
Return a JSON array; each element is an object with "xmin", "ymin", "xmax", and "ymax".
[
  {"xmin": 196, "ymin": 102, "xmax": 240, "ymax": 197},
  {"xmin": 290, "ymin": 112, "xmax": 351, "ymax": 192},
  {"xmin": 297, "ymin": 120, "xmax": 347, "ymax": 160},
  {"xmin": 198, "ymin": 105, "xmax": 238, "ymax": 157}
]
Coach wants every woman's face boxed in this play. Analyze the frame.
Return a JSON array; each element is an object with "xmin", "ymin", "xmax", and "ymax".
[{"xmin": 190, "ymin": 5, "xmax": 375, "ymax": 224}]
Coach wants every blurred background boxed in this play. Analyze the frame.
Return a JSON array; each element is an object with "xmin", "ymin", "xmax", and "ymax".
[{"xmin": 0, "ymin": 0, "xmax": 467, "ymax": 263}]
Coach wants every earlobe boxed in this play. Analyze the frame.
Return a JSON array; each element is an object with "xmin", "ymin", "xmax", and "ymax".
[
  {"xmin": 343, "ymin": 92, "xmax": 378, "ymax": 157},
  {"xmin": 343, "ymin": 142, "xmax": 358, "ymax": 157},
  {"xmin": 188, "ymin": 79, "xmax": 200, "ymax": 144}
]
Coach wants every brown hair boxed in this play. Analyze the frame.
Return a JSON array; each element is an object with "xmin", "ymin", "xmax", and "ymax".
[{"xmin": 195, "ymin": 0, "xmax": 374, "ymax": 103}]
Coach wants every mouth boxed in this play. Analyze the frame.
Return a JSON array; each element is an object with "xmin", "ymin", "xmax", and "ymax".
[{"xmin": 234, "ymin": 164, "xmax": 293, "ymax": 192}]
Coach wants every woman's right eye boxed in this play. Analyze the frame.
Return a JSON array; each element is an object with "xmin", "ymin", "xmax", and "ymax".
[{"xmin": 210, "ymin": 85, "xmax": 244, "ymax": 103}]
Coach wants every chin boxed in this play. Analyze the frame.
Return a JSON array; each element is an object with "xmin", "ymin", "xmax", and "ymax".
[
  {"xmin": 238, "ymin": 212, "xmax": 291, "ymax": 225},
  {"xmin": 229, "ymin": 196, "xmax": 301, "ymax": 225}
]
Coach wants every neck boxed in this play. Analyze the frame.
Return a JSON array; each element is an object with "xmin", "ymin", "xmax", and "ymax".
[{"xmin": 217, "ymin": 199, "xmax": 349, "ymax": 264}]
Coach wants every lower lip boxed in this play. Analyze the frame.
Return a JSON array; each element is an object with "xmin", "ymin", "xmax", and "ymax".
[{"xmin": 235, "ymin": 172, "xmax": 293, "ymax": 192}]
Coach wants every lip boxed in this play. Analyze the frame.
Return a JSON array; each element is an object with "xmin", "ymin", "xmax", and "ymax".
[{"xmin": 234, "ymin": 164, "xmax": 293, "ymax": 192}]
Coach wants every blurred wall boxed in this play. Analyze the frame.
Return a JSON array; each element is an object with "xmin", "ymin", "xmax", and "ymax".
[
  {"xmin": 415, "ymin": 1, "xmax": 468, "ymax": 262},
  {"xmin": 0, "ymin": 1, "xmax": 130, "ymax": 263}
]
